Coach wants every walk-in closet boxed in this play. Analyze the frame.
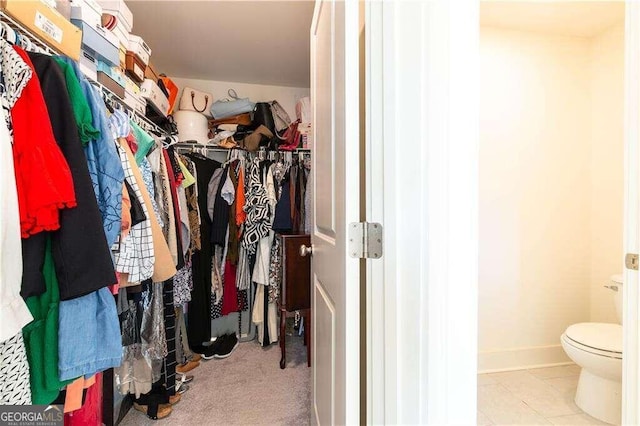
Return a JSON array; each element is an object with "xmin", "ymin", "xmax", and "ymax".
[{"xmin": 0, "ymin": 1, "xmax": 317, "ymax": 424}]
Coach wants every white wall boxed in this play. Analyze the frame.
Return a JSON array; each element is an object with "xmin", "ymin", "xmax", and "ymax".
[
  {"xmin": 479, "ymin": 28, "xmax": 593, "ymax": 372},
  {"xmin": 589, "ymin": 24, "xmax": 625, "ymax": 324},
  {"xmin": 169, "ymin": 77, "xmax": 310, "ymax": 121}
]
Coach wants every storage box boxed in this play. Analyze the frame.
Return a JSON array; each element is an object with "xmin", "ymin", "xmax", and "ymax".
[
  {"xmin": 124, "ymin": 77, "xmax": 146, "ymax": 116},
  {"xmin": 70, "ymin": 0, "xmax": 102, "ymax": 29},
  {"xmin": 55, "ymin": 0, "xmax": 71, "ymax": 20},
  {"xmin": 96, "ymin": 0, "xmax": 132, "ymax": 31},
  {"xmin": 0, "ymin": 0, "xmax": 82, "ymax": 60},
  {"xmin": 97, "ymin": 67, "xmax": 125, "ymax": 99},
  {"xmin": 118, "ymin": 44, "xmax": 126, "ymax": 68},
  {"xmin": 144, "ymin": 61, "xmax": 159, "ymax": 82},
  {"xmin": 140, "ymin": 78, "xmax": 169, "ymax": 117},
  {"xmin": 97, "ymin": 60, "xmax": 125, "ymax": 87},
  {"xmin": 78, "ymin": 49, "xmax": 97, "ymax": 81},
  {"xmin": 72, "ymin": 19, "xmax": 119, "ymax": 67},
  {"xmin": 127, "ymin": 34, "xmax": 151, "ymax": 66},
  {"xmin": 125, "ymin": 52, "xmax": 145, "ymax": 83},
  {"xmin": 115, "ymin": 23, "xmax": 128, "ymax": 48}
]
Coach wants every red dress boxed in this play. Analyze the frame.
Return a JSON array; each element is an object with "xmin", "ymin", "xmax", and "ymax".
[{"xmin": 11, "ymin": 47, "xmax": 76, "ymax": 237}]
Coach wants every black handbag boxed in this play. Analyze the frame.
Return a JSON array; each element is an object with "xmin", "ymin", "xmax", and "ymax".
[{"xmin": 252, "ymin": 102, "xmax": 276, "ymax": 135}]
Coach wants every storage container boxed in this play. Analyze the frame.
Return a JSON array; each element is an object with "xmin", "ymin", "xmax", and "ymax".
[
  {"xmin": 118, "ymin": 44, "xmax": 126, "ymax": 68},
  {"xmin": 112, "ymin": 21, "xmax": 129, "ymax": 48},
  {"xmin": 144, "ymin": 62, "xmax": 159, "ymax": 82},
  {"xmin": 97, "ymin": 60, "xmax": 125, "ymax": 87},
  {"xmin": 55, "ymin": 0, "xmax": 72, "ymax": 20},
  {"xmin": 71, "ymin": 19, "xmax": 119, "ymax": 66},
  {"xmin": 96, "ymin": 0, "xmax": 132, "ymax": 31},
  {"xmin": 0, "ymin": 0, "xmax": 82, "ymax": 60},
  {"xmin": 127, "ymin": 34, "xmax": 151, "ymax": 66},
  {"xmin": 70, "ymin": 0, "xmax": 102, "ymax": 29},
  {"xmin": 125, "ymin": 52, "xmax": 145, "ymax": 83},
  {"xmin": 140, "ymin": 78, "xmax": 169, "ymax": 117},
  {"xmin": 124, "ymin": 77, "xmax": 146, "ymax": 116},
  {"xmin": 159, "ymin": 75, "xmax": 179, "ymax": 114},
  {"xmin": 97, "ymin": 66, "xmax": 125, "ymax": 99},
  {"xmin": 78, "ymin": 49, "xmax": 97, "ymax": 82},
  {"xmin": 173, "ymin": 110, "xmax": 210, "ymax": 145}
]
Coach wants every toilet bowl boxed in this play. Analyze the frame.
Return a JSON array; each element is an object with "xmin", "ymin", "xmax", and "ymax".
[{"xmin": 560, "ymin": 275, "xmax": 623, "ymax": 425}]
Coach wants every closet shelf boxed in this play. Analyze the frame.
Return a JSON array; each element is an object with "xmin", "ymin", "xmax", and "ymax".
[
  {"xmin": 173, "ymin": 142, "xmax": 311, "ymax": 154},
  {"xmin": 0, "ymin": 10, "xmax": 167, "ymax": 137}
]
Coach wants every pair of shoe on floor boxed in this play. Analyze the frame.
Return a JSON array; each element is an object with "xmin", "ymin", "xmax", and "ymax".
[
  {"xmin": 133, "ymin": 385, "xmax": 182, "ymax": 420},
  {"xmin": 175, "ymin": 353, "xmax": 201, "ymax": 374},
  {"xmin": 199, "ymin": 333, "xmax": 239, "ymax": 360}
]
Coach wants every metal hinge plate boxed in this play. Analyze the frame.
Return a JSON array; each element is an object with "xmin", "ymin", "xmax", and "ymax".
[
  {"xmin": 626, "ymin": 253, "xmax": 639, "ymax": 271},
  {"xmin": 349, "ymin": 222, "xmax": 383, "ymax": 259}
]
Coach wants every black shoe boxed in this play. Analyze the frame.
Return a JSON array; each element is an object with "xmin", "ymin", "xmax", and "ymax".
[
  {"xmin": 200, "ymin": 335, "xmax": 227, "ymax": 360},
  {"xmin": 214, "ymin": 333, "xmax": 239, "ymax": 359}
]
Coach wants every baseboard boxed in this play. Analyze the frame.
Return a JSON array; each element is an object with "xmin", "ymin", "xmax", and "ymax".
[{"xmin": 478, "ymin": 344, "xmax": 572, "ymax": 374}]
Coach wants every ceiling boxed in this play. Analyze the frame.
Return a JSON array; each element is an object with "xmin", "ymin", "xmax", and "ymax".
[
  {"xmin": 126, "ymin": 1, "xmax": 314, "ymax": 87},
  {"xmin": 480, "ymin": 1, "xmax": 625, "ymax": 37}
]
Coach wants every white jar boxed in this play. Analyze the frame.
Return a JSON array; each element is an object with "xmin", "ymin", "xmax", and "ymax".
[{"xmin": 173, "ymin": 110, "xmax": 209, "ymax": 145}]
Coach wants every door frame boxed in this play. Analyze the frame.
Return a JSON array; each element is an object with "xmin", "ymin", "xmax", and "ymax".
[
  {"xmin": 623, "ymin": 2, "xmax": 640, "ymax": 424},
  {"xmin": 364, "ymin": 0, "xmax": 640, "ymax": 424},
  {"xmin": 365, "ymin": 1, "xmax": 480, "ymax": 424}
]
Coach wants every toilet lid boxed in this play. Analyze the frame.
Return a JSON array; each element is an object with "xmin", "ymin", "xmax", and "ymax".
[{"xmin": 565, "ymin": 323, "xmax": 622, "ymax": 353}]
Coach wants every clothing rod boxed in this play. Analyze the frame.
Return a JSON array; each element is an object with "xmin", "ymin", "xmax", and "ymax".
[
  {"xmin": 173, "ymin": 143, "xmax": 311, "ymax": 153},
  {"xmin": 1, "ymin": 11, "xmax": 167, "ymax": 137}
]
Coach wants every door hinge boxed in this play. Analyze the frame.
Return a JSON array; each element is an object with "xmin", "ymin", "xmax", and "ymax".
[
  {"xmin": 626, "ymin": 253, "xmax": 639, "ymax": 271},
  {"xmin": 349, "ymin": 222, "xmax": 383, "ymax": 259}
]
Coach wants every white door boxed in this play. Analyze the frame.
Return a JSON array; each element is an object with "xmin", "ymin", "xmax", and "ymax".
[{"xmin": 310, "ymin": 0, "xmax": 361, "ymax": 425}]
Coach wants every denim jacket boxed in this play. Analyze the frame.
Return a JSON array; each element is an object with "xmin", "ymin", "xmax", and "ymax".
[{"xmin": 59, "ymin": 57, "xmax": 124, "ymax": 247}]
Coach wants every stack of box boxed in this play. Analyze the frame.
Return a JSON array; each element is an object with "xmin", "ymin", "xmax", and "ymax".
[
  {"xmin": 70, "ymin": 0, "xmax": 120, "ymax": 83},
  {"xmin": 0, "ymin": 0, "xmax": 82, "ymax": 59}
]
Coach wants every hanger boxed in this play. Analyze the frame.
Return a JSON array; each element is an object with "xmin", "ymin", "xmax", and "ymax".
[{"xmin": 162, "ymin": 135, "xmax": 179, "ymax": 149}]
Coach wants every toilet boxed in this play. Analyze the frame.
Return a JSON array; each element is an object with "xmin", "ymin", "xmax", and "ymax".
[{"xmin": 561, "ymin": 275, "xmax": 623, "ymax": 425}]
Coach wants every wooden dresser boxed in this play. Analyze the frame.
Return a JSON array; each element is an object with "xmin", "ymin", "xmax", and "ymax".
[{"xmin": 279, "ymin": 234, "xmax": 311, "ymax": 369}]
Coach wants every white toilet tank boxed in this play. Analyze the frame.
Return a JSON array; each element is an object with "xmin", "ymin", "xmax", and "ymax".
[{"xmin": 610, "ymin": 274, "xmax": 623, "ymax": 324}]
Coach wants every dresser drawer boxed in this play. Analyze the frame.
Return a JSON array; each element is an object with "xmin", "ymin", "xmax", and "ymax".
[{"xmin": 281, "ymin": 234, "xmax": 311, "ymax": 312}]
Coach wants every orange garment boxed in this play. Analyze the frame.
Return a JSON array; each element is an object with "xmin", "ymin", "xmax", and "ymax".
[
  {"xmin": 121, "ymin": 182, "xmax": 132, "ymax": 239},
  {"xmin": 235, "ymin": 166, "xmax": 246, "ymax": 227},
  {"xmin": 64, "ymin": 375, "xmax": 96, "ymax": 413}
]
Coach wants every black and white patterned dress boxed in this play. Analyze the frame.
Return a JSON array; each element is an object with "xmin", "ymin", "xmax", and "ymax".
[{"xmin": 0, "ymin": 39, "xmax": 33, "ymax": 406}]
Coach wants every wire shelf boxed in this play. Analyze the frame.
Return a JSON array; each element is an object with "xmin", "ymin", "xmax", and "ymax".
[{"xmin": 1, "ymin": 11, "xmax": 167, "ymax": 136}]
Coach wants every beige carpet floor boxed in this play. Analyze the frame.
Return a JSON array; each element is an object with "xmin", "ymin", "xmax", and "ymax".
[{"xmin": 119, "ymin": 333, "xmax": 311, "ymax": 425}]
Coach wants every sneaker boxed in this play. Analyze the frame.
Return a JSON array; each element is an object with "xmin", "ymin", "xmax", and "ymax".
[
  {"xmin": 177, "ymin": 374, "xmax": 194, "ymax": 384},
  {"xmin": 214, "ymin": 333, "xmax": 239, "ymax": 359},
  {"xmin": 200, "ymin": 335, "xmax": 227, "ymax": 360}
]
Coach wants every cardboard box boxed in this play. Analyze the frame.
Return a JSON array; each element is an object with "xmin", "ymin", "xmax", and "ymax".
[
  {"xmin": 124, "ymin": 77, "xmax": 146, "ymax": 115},
  {"xmin": 125, "ymin": 52, "xmax": 145, "ymax": 83},
  {"xmin": 144, "ymin": 61, "xmax": 158, "ymax": 82},
  {"xmin": 140, "ymin": 78, "xmax": 169, "ymax": 117},
  {"xmin": 97, "ymin": 70, "xmax": 125, "ymax": 99},
  {"xmin": 78, "ymin": 49, "xmax": 97, "ymax": 81},
  {"xmin": 97, "ymin": 0, "xmax": 132, "ymax": 31},
  {"xmin": 118, "ymin": 44, "xmax": 126, "ymax": 68},
  {"xmin": 55, "ymin": 0, "xmax": 71, "ymax": 20},
  {"xmin": 97, "ymin": 60, "xmax": 125, "ymax": 87},
  {"xmin": 70, "ymin": 0, "xmax": 102, "ymax": 29},
  {"xmin": 127, "ymin": 34, "xmax": 150, "ymax": 65},
  {"xmin": 72, "ymin": 19, "xmax": 119, "ymax": 67},
  {"xmin": 1, "ymin": 0, "xmax": 82, "ymax": 60}
]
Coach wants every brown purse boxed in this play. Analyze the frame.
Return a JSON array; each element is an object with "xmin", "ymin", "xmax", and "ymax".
[{"xmin": 208, "ymin": 113, "xmax": 252, "ymax": 127}]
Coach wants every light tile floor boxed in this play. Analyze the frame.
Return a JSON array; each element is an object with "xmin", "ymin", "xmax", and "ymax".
[{"xmin": 478, "ymin": 365, "xmax": 610, "ymax": 425}]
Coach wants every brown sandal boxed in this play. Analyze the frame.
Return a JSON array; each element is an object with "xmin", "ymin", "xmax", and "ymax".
[
  {"xmin": 168, "ymin": 392, "xmax": 181, "ymax": 405},
  {"xmin": 133, "ymin": 402, "xmax": 172, "ymax": 420}
]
